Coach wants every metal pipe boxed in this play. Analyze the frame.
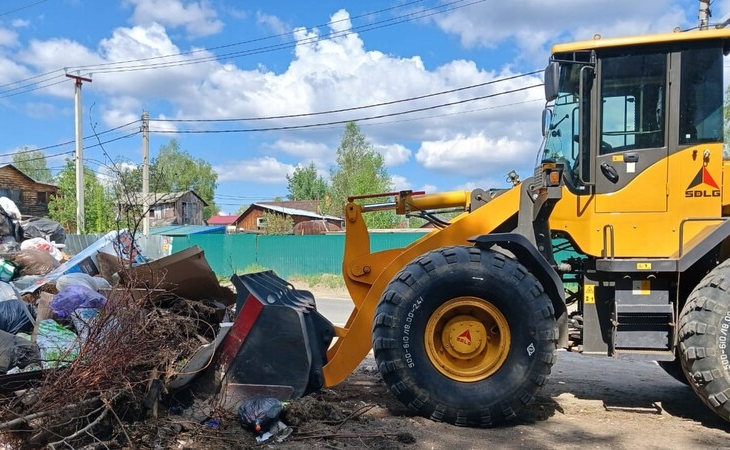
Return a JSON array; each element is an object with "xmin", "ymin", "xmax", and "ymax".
[
  {"xmin": 361, "ymin": 202, "xmax": 397, "ymax": 213},
  {"xmin": 406, "ymin": 191, "xmax": 471, "ymax": 211}
]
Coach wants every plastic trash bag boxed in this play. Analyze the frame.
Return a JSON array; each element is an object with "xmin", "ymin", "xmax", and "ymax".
[
  {"xmin": 0, "ymin": 299, "xmax": 35, "ymax": 334},
  {"xmin": 20, "ymin": 237, "xmax": 63, "ymax": 262},
  {"xmin": 35, "ymin": 319, "xmax": 79, "ymax": 368},
  {"xmin": 0, "ymin": 329, "xmax": 40, "ymax": 374},
  {"xmin": 10, "ymin": 249, "xmax": 60, "ymax": 276},
  {"xmin": 50, "ymin": 285, "xmax": 107, "ymax": 320},
  {"xmin": 0, "ymin": 197, "xmax": 21, "ymax": 221},
  {"xmin": 237, "ymin": 397, "xmax": 287, "ymax": 434},
  {"xmin": 56, "ymin": 273, "xmax": 111, "ymax": 292},
  {"xmin": 0, "ymin": 259, "xmax": 17, "ymax": 282},
  {"xmin": 20, "ymin": 217, "xmax": 66, "ymax": 245}
]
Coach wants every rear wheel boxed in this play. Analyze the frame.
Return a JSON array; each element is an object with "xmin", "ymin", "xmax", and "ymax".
[
  {"xmin": 678, "ymin": 259, "xmax": 730, "ymax": 422},
  {"xmin": 372, "ymin": 246, "xmax": 558, "ymax": 427}
]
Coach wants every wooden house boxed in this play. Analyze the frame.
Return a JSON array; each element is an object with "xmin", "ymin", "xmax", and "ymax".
[
  {"xmin": 237, "ymin": 200, "xmax": 343, "ymax": 233},
  {"xmin": 124, "ymin": 191, "xmax": 207, "ymax": 227},
  {"xmin": 0, "ymin": 164, "xmax": 58, "ymax": 217}
]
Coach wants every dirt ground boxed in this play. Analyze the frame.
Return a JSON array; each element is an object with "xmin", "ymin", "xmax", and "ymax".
[
  {"xmin": 147, "ymin": 350, "xmax": 730, "ymax": 450},
  {"xmin": 8, "ymin": 282, "xmax": 729, "ymax": 448},
  {"xmin": 140, "ymin": 284, "xmax": 730, "ymax": 450}
]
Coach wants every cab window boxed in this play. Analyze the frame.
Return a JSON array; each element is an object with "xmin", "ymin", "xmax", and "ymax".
[{"xmin": 600, "ymin": 53, "xmax": 667, "ymax": 154}]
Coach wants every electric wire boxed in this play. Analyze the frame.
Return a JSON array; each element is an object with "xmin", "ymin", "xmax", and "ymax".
[
  {"xmin": 152, "ymin": 70, "xmax": 541, "ymax": 124},
  {"xmin": 149, "ymin": 84, "xmax": 542, "ymax": 134},
  {"xmin": 0, "ymin": 0, "xmax": 485, "ymax": 96},
  {"xmin": 0, "ymin": 0, "xmax": 50, "ymax": 18}
]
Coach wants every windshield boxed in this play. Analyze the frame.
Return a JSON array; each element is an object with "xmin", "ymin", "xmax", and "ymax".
[{"xmin": 542, "ymin": 62, "xmax": 583, "ymax": 183}]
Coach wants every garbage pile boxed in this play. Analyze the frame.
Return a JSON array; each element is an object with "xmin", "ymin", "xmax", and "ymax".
[
  {"xmin": 0, "ymin": 214, "xmax": 246, "ymax": 448},
  {"xmin": 0, "ymin": 201, "xmax": 350, "ymax": 449}
]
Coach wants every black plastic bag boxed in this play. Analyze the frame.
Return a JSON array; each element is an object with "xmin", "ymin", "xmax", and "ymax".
[
  {"xmin": 20, "ymin": 217, "xmax": 66, "ymax": 244},
  {"xmin": 0, "ymin": 299, "xmax": 35, "ymax": 335},
  {"xmin": 0, "ymin": 329, "xmax": 40, "ymax": 373},
  {"xmin": 237, "ymin": 397, "xmax": 286, "ymax": 433}
]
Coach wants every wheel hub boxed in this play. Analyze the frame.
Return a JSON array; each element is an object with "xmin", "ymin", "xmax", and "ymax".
[
  {"xmin": 425, "ymin": 297, "xmax": 511, "ymax": 382},
  {"xmin": 442, "ymin": 316, "xmax": 487, "ymax": 359}
]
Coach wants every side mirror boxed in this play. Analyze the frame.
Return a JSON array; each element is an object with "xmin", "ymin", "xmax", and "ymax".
[
  {"xmin": 544, "ymin": 62, "xmax": 560, "ymax": 102},
  {"xmin": 541, "ymin": 108, "xmax": 553, "ymax": 137}
]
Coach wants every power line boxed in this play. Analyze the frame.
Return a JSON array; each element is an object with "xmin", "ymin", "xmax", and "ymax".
[
  {"xmin": 150, "ymin": 84, "xmax": 542, "ymax": 134},
  {"xmin": 0, "ymin": 0, "xmax": 50, "ymax": 18},
  {"xmin": 86, "ymin": 0, "xmax": 486, "ymax": 75},
  {"xmin": 0, "ymin": 0, "xmax": 486, "ymax": 97},
  {"xmin": 152, "ymin": 70, "xmax": 540, "ymax": 124},
  {"xmin": 0, "ymin": 120, "xmax": 141, "ymax": 157},
  {"xmin": 69, "ymin": 0, "xmax": 430, "ymax": 73}
]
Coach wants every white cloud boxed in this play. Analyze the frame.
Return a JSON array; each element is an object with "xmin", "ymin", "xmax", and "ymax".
[
  {"xmin": 390, "ymin": 174, "xmax": 411, "ymax": 191},
  {"xmin": 263, "ymin": 139, "xmax": 331, "ymax": 161},
  {"xmin": 416, "ymin": 133, "xmax": 535, "ymax": 177},
  {"xmin": 375, "ymin": 143, "xmax": 411, "ymax": 166},
  {"xmin": 214, "ymin": 156, "xmax": 295, "ymax": 183},
  {"xmin": 123, "ymin": 0, "xmax": 223, "ymax": 37},
  {"xmin": 0, "ymin": 28, "xmax": 18, "ymax": 47},
  {"xmin": 11, "ymin": 19, "xmax": 29, "ymax": 29},
  {"xmin": 256, "ymin": 12, "xmax": 289, "ymax": 35},
  {"xmin": 420, "ymin": 184, "xmax": 438, "ymax": 194},
  {"xmin": 431, "ymin": 0, "xmax": 689, "ymax": 61}
]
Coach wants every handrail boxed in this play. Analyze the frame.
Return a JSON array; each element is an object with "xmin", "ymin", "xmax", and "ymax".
[
  {"xmin": 678, "ymin": 217, "xmax": 728, "ymax": 258},
  {"xmin": 602, "ymin": 224, "xmax": 615, "ymax": 259}
]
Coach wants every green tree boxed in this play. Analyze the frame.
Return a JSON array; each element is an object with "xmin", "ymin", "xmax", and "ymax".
[
  {"xmin": 326, "ymin": 122, "xmax": 399, "ymax": 228},
  {"xmin": 287, "ymin": 162, "xmax": 327, "ymax": 201},
  {"xmin": 12, "ymin": 148, "xmax": 53, "ymax": 182},
  {"xmin": 111, "ymin": 139, "xmax": 219, "ymax": 219},
  {"xmin": 48, "ymin": 159, "xmax": 115, "ymax": 233},
  {"xmin": 259, "ymin": 211, "xmax": 294, "ymax": 235},
  {"xmin": 150, "ymin": 139, "xmax": 218, "ymax": 219}
]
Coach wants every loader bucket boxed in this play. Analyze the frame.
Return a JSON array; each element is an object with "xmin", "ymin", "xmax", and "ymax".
[{"xmin": 216, "ymin": 270, "xmax": 334, "ymax": 399}]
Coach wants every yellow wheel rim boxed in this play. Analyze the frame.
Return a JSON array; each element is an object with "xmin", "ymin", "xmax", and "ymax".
[{"xmin": 425, "ymin": 296, "xmax": 511, "ymax": 382}]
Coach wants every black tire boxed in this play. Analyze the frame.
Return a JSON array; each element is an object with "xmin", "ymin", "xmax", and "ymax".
[
  {"xmin": 678, "ymin": 258, "xmax": 730, "ymax": 422},
  {"xmin": 372, "ymin": 246, "xmax": 558, "ymax": 427}
]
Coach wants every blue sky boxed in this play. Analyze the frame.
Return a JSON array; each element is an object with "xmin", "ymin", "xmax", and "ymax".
[{"xmin": 0, "ymin": 0, "xmax": 724, "ymax": 214}]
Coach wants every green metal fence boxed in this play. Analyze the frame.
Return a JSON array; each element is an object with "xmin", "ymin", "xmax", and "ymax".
[
  {"xmin": 169, "ymin": 232, "xmax": 582, "ymax": 279},
  {"xmin": 170, "ymin": 232, "xmax": 430, "ymax": 278}
]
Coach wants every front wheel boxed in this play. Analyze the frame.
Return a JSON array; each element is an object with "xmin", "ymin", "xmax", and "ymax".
[
  {"xmin": 678, "ymin": 259, "xmax": 730, "ymax": 422},
  {"xmin": 372, "ymin": 246, "xmax": 558, "ymax": 427}
]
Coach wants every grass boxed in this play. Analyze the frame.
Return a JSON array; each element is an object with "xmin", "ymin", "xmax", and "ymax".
[
  {"xmin": 291, "ymin": 273, "xmax": 346, "ymax": 290},
  {"xmin": 223, "ymin": 265, "xmax": 346, "ymax": 291}
]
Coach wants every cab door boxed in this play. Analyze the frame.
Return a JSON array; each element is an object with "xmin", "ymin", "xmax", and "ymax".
[{"xmin": 594, "ymin": 52, "xmax": 668, "ymax": 213}]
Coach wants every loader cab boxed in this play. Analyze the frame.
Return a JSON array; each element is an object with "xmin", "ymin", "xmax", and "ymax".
[{"xmin": 542, "ymin": 35, "xmax": 725, "ymax": 210}]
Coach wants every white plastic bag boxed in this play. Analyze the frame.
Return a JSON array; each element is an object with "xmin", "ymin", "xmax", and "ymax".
[{"xmin": 20, "ymin": 237, "xmax": 63, "ymax": 262}]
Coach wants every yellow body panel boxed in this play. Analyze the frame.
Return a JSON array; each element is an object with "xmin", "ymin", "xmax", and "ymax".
[
  {"xmin": 551, "ymin": 29, "xmax": 730, "ymax": 54},
  {"xmin": 552, "ymin": 144, "xmax": 725, "ymax": 257}
]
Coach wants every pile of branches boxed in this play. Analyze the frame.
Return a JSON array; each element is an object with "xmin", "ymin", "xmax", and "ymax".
[{"xmin": 0, "ymin": 286, "xmax": 221, "ymax": 449}]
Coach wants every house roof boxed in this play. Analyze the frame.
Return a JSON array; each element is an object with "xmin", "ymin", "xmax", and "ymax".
[
  {"xmin": 0, "ymin": 164, "xmax": 58, "ymax": 188},
  {"xmin": 252, "ymin": 202, "xmax": 342, "ymax": 221},
  {"xmin": 123, "ymin": 190, "xmax": 208, "ymax": 207},
  {"xmin": 149, "ymin": 224, "xmax": 226, "ymax": 236},
  {"xmin": 258, "ymin": 200, "xmax": 322, "ymax": 214},
  {"xmin": 206, "ymin": 215, "xmax": 239, "ymax": 225}
]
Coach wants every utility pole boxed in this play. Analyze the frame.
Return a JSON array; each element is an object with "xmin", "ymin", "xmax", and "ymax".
[
  {"xmin": 142, "ymin": 111, "xmax": 150, "ymax": 236},
  {"xmin": 66, "ymin": 73, "xmax": 92, "ymax": 234},
  {"xmin": 699, "ymin": 0, "xmax": 711, "ymax": 30}
]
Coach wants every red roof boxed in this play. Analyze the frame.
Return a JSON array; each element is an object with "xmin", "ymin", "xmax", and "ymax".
[{"xmin": 206, "ymin": 215, "xmax": 238, "ymax": 225}]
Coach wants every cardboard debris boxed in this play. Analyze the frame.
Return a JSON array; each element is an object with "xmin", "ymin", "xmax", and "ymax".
[{"xmin": 121, "ymin": 246, "xmax": 235, "ymax": 306}]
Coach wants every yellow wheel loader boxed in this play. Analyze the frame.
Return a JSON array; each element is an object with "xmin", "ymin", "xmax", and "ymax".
[{"xmin": 223, "ymin": 27, "xmax": 730, "ymax": 427}]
